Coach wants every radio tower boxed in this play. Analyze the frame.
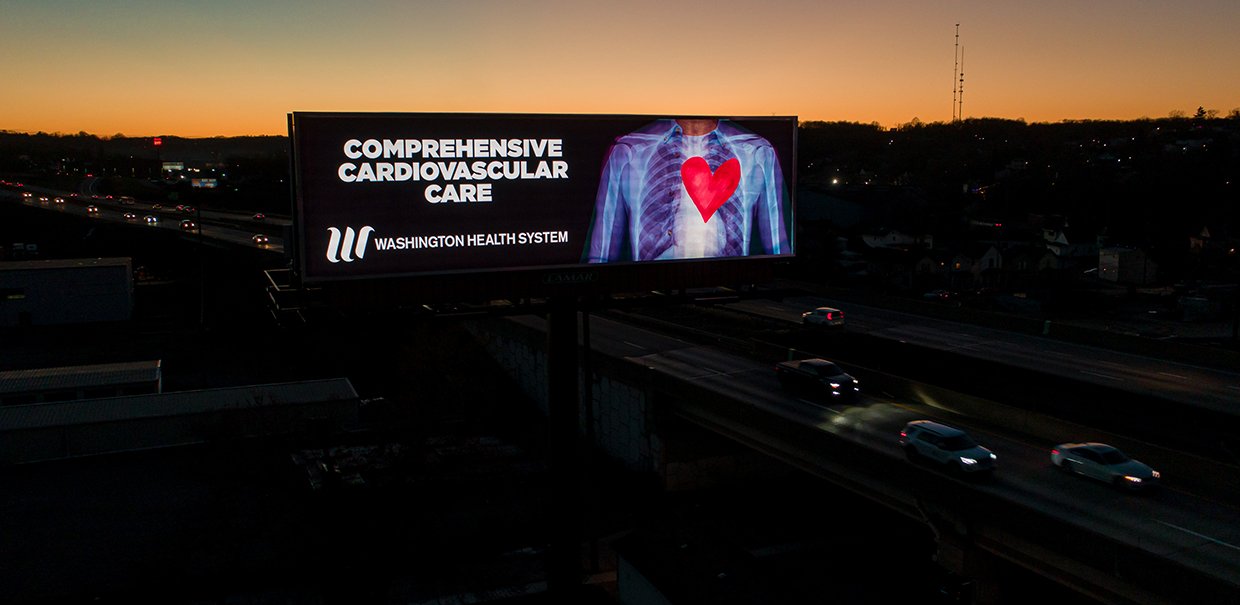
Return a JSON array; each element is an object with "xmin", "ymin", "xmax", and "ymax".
[
  {"xmin": 957, "ymin": 45, "xmax": 965, "ymax": 121},
  {"xmin": 952, "ymin": 24, "xmax": 960, "ymax": 121}
]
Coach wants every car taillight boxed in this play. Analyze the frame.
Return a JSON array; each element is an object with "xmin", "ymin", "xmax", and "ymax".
[
  {"xmin": 1051, "ymin": 449, "xmax": 1059, "ymax": 456},
  {"xmin": 899, "ymin": 431, "xmax": 907, "ymax": 438},
  {"xmin": 825, "ymin": 312, "xmax": 834, "ymax": 320}
]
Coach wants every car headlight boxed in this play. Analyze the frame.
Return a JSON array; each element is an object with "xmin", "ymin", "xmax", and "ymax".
[
  {"xmin": 829, "ymin": 382, "xmax": 841, "ymax": 389},
  {"xmin": 989, "ymin": 453, "xmax": 997, "ymax": 460},
  {"xmin": 1151, "ymin": 470, "xmax": 1161, "ymax": 479},
  {"xmin": 1123, "ymin": 476, "xmax": 1143, "ymax": 483},
  {"xmin": 959, "ymin": 457, "xmax": 978, "ymax": 465}
]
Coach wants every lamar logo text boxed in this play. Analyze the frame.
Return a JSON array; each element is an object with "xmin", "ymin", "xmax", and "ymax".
[{"xmin": 325, "ymin": 226, "xmax": 375, "ymax": 263}]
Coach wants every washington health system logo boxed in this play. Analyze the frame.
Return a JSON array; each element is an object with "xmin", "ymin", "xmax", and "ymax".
[{"xmin": 325, "ymin": 226, "xmax": 375, "ymax": 263}]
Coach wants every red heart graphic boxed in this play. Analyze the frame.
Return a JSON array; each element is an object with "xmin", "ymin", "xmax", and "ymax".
[{"xmin": 681, "ymin": 156, "xmax": 740, "ymax": 223}]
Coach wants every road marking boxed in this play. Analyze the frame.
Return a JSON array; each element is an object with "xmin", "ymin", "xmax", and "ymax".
[
  {"xmin": 621, "ymin": 341, "xmax": 646, "ymax": 350},
  {"xmin": 1156, "ymin": 372, "xmax": 1187, "ymax": 380},
  {"xmin": 1079, "ymin": 370, "xmax": 1123, "ymax": 381},
  {"xmin": 1153, "ymin": 520, "xmax": 1240, "ymax": 552},
  {"xmin": 798, "ymin": 398, "xmax": 843, "ymax": 414}
]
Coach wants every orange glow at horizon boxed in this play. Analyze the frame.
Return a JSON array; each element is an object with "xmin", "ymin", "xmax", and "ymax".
[{"xmin": 3, "ymin": 1, "xmax": 1239, "ymax": 138}]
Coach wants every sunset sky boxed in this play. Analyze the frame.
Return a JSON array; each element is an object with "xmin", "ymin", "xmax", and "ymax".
[{"xmin": 4, "ymin": 0, "xmax": 1239, "ymax": 137}]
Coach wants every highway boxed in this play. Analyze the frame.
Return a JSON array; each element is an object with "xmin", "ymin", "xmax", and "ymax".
[
  {"xmin": 503, "ymin": 309, "xmax": 1240, "ymax": 601},
  {"xmin": 4, "ymin": 183, "xmax": 286, "ymax": 255},
  {"xmin": 729, "ymin": 295, "xmax": 1240, "ymax": 417}
]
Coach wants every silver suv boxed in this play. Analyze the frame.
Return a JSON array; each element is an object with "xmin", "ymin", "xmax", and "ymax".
[{"xmin": 899, "ymin": 420, "xmax": 996, "ymax": 474}]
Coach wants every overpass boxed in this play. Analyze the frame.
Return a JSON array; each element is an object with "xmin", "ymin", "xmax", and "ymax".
[{"xmin": 472, "ymin": 312, "xmax": 1240, "ymax": 604}]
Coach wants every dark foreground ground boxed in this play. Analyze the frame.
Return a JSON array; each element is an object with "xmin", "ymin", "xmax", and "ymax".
[
  {"xmin": 0, "ymin": 310, "xmax": 1098, "ymax": 605},
  {"xmin": 1, "ymin": 201, "xmax": 1098, "ymax": 604}
]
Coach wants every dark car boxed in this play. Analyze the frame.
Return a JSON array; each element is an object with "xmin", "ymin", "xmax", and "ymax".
[
  {"xmin": 774, "ymin": 358, "xmax": 860, "ymax": 401},
  {"xmin": 801, "ymin": 306, "xmax": 845, "ymax": 328},
  {"xmin": 179, "ymin": 219, "xmax": 198, "ymax": 232}
]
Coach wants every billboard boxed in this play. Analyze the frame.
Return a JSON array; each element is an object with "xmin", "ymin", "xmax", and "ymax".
[{"xmin": 289, "ymin": 112, "xmax": 796, "ymax": 293}]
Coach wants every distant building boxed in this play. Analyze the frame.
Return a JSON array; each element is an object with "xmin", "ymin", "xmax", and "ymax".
[
  {"xmin": 1190, "ymin": 226, "xmax": 1212, "ymax": 251},
  {"xmin": 0, "ymin": 378, "xmax": 360, "ymax": 464},
  {"xmin": 1041, "ymin": 228, "xmax": 1089, "ymax": 257},
  {"xmin": 947, "ymin": 244, "xmax": 1003, "ymax": 288},
  {"xmin": 1098, "ymin": 247, "xmax": 1157, "ymax": 285},
  {"xmin": 861, "ymin": 230, "xmax": 933, "ymax": 251},
  {"xmin": 0, "ymin": 360, "xmax": 161, "ymax": 406},
  {"xmin": 0, "ymin": 257, "xmax": 132, "ymax": 326}
]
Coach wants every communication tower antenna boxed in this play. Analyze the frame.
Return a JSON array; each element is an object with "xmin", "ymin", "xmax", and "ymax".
[
  {"xmin": 958, "ymin": 46, "xmax": 965, "ymax": 121},
  {"xmin": 952, "ymin": 24, "xmax": 960, "ymax": 121}
]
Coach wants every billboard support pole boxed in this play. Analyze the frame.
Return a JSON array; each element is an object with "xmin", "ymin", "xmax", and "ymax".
[
  {"xmin": 546, "ymin": 295, "xmax": 583, "ymax": 594},
  {"xmin": 581, "ymin": 306, "xmax": 602, "ymax": 574}
]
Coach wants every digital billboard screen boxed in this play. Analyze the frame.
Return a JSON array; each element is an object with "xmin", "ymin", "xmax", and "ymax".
[{"xmin": 290, "ymin": 112, "xmax": 796, "ymax": 289}]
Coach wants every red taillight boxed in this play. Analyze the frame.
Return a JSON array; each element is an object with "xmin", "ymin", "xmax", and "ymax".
[
  {"xmin": 826, "ymin": 312, "xmax": 834, "ymax": 320},
  {"xmin": 899, "ymin": 431, "xmax": 907, "ymax": 438},
  {"xmin": 1051, "ymin": 449, "xmax": 1059, "ymax": 456}
]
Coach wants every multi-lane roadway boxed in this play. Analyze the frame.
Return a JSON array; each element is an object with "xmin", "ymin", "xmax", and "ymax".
[
  {"xmin": 4, "ymin": 182, "xmax": 286, "ymax": 254},
  {"xmin": 730, "ymin": 295, "xmax": 1240, "ymax": 415},
  {"xmin": 520, "ymin": 309, "xmax": 1240, "ymax": 602}
]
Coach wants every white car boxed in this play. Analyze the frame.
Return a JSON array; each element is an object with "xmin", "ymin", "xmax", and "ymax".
[
  {"xmin": 899, "ymin": 420, "xmax": 997, "ymax": 474},
  {"xmin": 801, "ymin": 306, "xmax": 845, "ymax": 327},
  {"xmin": 1051, "ymin": 443, "xmax": 1159, "ymax": 490}
]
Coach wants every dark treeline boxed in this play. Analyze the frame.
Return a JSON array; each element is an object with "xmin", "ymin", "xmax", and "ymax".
[{"xmin": 798, "ymin": 116, "xmax": 1239, "ymax": 258}]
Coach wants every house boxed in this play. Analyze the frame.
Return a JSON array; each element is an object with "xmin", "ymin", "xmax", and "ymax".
[
  {"xmin": 861, "ymin": 230, "xmax": 933, "ymax": 251},
  {"xmin": 1098, "ymin": 247, "xmax": 1157, "ymax": 285},
  {"xmin": 951, "ymin": 244, "xmax": 1003, "ymax": 288}
]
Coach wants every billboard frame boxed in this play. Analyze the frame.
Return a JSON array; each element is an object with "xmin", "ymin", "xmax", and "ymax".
[{"xmin": 288, "ymin": 111, "xmax": 797, "ymax": 302}]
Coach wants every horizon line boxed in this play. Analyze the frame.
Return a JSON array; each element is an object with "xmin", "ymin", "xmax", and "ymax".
[{"xmin": 4, "ymin": 113, "xmax": 1232, "ymax": 140}]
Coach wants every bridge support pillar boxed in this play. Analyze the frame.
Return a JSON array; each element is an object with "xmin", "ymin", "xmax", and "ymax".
[{"xmin": 918, "ymin": 498, "xmax": 1003, "ymax": 604}]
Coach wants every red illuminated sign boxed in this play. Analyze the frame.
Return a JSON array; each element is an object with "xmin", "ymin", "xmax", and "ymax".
[{"xmin": 153, "ymin": 137, "xmax": 162, "ymax": 147}]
